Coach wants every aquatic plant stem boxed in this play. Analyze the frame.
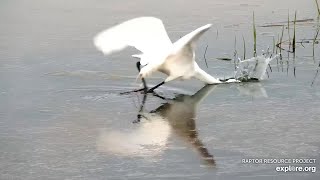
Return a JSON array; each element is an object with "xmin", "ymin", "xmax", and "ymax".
[
  {"xmin": 253, "ymin": 12, "xmax": 257, "ymax": 57},
  {"xmin": 315, "ymin": 0, "xmax": 320, "ymax": 16},
  {"xmin": 293, "ymin": 11, "xmax": 297, "ymax": 54}
]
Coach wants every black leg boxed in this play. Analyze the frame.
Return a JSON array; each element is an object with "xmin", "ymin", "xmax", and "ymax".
[
  {"xmin": 147, "ymin": 81, "xmax": 165, "ymax": 93},
  {"xmin": 133, "ymin": 93, "xmax": 148, "ymax": 123},
  {"xmin": 136, "ymin": 61, "xmax": 141, "ymax": 71},
  {"xmin": 136, "ymin": 61, "xmax": 148, "ymax": 93},
  {"xmin": 120, "ymin": 87, "xmax": 147, "ymax": 95},
  {"xmin": 120, "ymin": 62, "xmax": 148, "ymax": 95},
  {"xmin": 142, "ymin": 79, "xmax": 148, "ymax": 93},
  {"xmin": 151, "ymin": 92, "xmax": 167, "ymax": 100}
]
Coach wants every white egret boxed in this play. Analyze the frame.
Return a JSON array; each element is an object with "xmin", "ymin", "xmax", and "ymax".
[{"xmin": 94, "ymin": 17, "xmax": 235, "ymax": 93}]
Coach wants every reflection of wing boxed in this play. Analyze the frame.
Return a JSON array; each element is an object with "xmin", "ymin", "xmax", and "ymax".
[
  {"xmin": 94, "ymin": 17, "xmax": 172, "ymax": 55},
  {"xmin": 96, "ymin": 116, "xmax": 171, "ymax": 157}
]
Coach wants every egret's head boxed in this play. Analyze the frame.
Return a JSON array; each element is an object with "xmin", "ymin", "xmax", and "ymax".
[{"xmin": 132, "ymin": 53, "xmax": 149, "ymax": 67}]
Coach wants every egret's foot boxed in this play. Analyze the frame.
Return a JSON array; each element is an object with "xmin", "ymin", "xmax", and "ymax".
[
  {"xmin": 219, "ymin": 77, "xmax": 241, "ymax": 83},
  {"xmin": 132, "ymin": 114, "xmax": 142, "ymax": 123},
  {"xmin": 120, "ymin": 87, "xmax": 148, "ymax": 95},
  {"xmin": 146, "ymin": 89, "xmax": 154, "ymax": 93},
  {"xmin": 145, "ymin": 81, "xmax": 165, "ymax": 94},
  {"xmin": 132, "ymin": 117, "xmax": 140, "ymax": 123},
  {"xmin": 151, "ymin": 92, "xmax": 167, "ymax": 100},
  {"xmin": 133, "ymin": 114, "xmax": 149, "ymax": 123}
]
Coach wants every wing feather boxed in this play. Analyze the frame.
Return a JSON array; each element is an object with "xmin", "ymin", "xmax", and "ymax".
[
  {"xmin": 171, "ymin": 24, "xmax": 211, "ymax": 60},
  {"xmin": 94, "ymin": 17, "xmax": 172, "ymax": 55}
]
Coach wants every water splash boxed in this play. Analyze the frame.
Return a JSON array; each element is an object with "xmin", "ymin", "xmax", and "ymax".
[{"xmin": 234, "ymin": 54, "xmax": 279, "ymax": 81}]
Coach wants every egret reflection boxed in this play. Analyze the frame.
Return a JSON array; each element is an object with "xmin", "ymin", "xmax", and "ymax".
[{"xmin": 97, "ymin": 85, "xmax": 217, "ymax": 165}]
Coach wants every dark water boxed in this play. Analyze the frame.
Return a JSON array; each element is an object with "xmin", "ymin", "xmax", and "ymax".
[{"xmin": 1, "ymin": 0, "xmax": 320, "ymax": 179}]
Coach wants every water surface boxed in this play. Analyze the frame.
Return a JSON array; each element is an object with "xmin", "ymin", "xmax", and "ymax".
[{"xmin": 1, "ymin": 0, "xmax": 320, "ymax": 179}]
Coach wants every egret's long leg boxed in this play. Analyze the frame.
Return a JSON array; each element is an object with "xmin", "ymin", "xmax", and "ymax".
[
  {"xmin": 136, "ymin": 62, "xmax": 148, "ymax": 93},
  {"xmin": 120, "ymin": 62, "xmax": 165, "ymax": 94},
  {"xmin": 120, "ymin": 62, "xmax": 148, "ymax": 94},
  {"xmin": 133, "ymin": 89, "xmax": 168, "ymax": 123},
  {"xmin": 151, "ymin": 91, "xmax": 167, "ymax": 100},
  {"xmin": 122, "ymin": 81, "xmax": 164, "ymax": 94},
  {"xmin": 133, "ymin": 93, "xmax": 148, "ymax": 123},
  {"xmin": 147, "ymin": 81, "xmax": 165, "ymax": 93},
  {"xmin": 120, "ymin": 87, "xmax": 147, "ymax": 94}
]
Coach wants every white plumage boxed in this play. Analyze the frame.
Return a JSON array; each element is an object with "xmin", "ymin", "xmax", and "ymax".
[{"xmin": 94, "ymin": 17, "xmax": 226, "ymax": 88}]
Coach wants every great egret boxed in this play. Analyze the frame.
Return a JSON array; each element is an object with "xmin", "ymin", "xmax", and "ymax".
[{"xmin": 94, "ymin": 17, "xmax": 235, "ymax": 93}]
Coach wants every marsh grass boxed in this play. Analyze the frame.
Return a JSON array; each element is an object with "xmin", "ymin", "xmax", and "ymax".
[
  {"xmin": 208, "ymin": 9, "xmax": 318, "ymax": 83},
  {"xmin": 280, "ymin": 25, "xmax": 285, "ymax": 50},
  {"xmin": 233, "ymin": 36, "xmax": 238, "ymax": 70},
  {"xmin": 275, "ymin": 25, "xmax": 285, "ymax": 52},
  {"xmin": 312, "ymin": 25, "xmax": 320, "ymax": 58},
  {"xmin": 274, "ymin": 11, "xmax": 297, "ymax": 54},
  {"xmin": 311, "ymin": 62, "xmax": 320, "ymax": 86},
  {"xmin": 276, "ymin": 34, "xmax": 279, "ymax": 54},
  {"xmin": 273, "ymin": 37, "xmax": 275, "ymax": 54},
  {"xmin": 253, "ymin": 12, "xmax": 257, "ymax": 57},
  {"xmin": 203, "ymin": 45, "xmax": 209, "ymax": 68},
  {"xmin": 315, "ymin": 0, "xmax": 320, "ymax": 16},
  {"xmin": 292, "ymin": 11, "xmax": 297, "ymax": 53},
  {"xmin": 277, "ymin": 27, "xmax": 285, "ymax": 72},
  {"xmin": 216, "ymin": 29, "xmax": 219, "ymax": 39},
  {"xmin": 288, "ymin": 10, "xmax": 291, "ymax": 49},
  {"xmin": 242, "ymin": 35, "xmax": 246, "ymax": 59},
  {"xmin": 276, "ymin": 34, "xmax": 280, "ymax": 71}
]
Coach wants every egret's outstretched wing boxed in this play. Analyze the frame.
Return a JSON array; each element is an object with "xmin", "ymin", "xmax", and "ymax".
[
  {"xmin": 94, "ymin": 17, "xmax": 172, "ymax": 55},
  {"xmin": 139, "ymin": 24, "xmax": 214, "ymax": 81},
  {"xmin": 172, "ymin": 24, "xmax": 212, "ymax": 55}
]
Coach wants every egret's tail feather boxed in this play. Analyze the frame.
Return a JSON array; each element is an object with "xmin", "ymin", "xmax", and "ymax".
[{"xmin": 194, "ymin": 67, "xmax": 222, "ymax": 84}]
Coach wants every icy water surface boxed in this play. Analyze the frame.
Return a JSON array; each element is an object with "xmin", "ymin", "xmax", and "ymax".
[{"xmin": 1, "ymin": 0, "xmax": 320, "ymax": 179}]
